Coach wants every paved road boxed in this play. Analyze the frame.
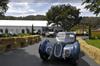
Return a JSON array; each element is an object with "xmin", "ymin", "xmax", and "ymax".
[{"xmin": 0, "ymin": 37, "xmax": 99, "ymax": 66}]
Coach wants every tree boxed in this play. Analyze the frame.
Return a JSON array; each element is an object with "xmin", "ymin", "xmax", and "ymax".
[
  {"xmin": 79, "ymin": 17, "xmax": 100, "ymax": 39},
  {"xmin": 0, "ymin": 29, "xmax": 3, "ymax": 33},
  {"xmin": 46, "ymin": 4, "xmax": 81, "ymax": 31},
  {"xmin": 22, "ymin": 29, "xmax": 25, "ymax": 34},
  {"xmin": 82, "ymin": 0, "xmax": 100, "ymax": 16},
  {"xmin": 26, "ymin": 28, "xmax": 30, "ymax": 34},
  {"xmin": 5, "ymin": 28, "xmax": 8, "ymax": 33},
  {"xmin": 82, "ymin": 0, "xmax": 100, "ymax": 38},
  {"xmin": 31, "ymin": 24, "xmax": 34, "ymax": 35},
  {"xmin": 0, "ymin": 0, "xmax": 9, "ymax": 16}
]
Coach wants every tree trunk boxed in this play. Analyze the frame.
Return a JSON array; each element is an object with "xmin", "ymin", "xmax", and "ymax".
[{"xmin": 88, "ymin": 25, "xmax": 92, "ymax": 39}]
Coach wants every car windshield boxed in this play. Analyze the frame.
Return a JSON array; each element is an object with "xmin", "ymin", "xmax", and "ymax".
[{"xmin": 56, "ymin": 32, "xmax": 75, "ymax": 43}]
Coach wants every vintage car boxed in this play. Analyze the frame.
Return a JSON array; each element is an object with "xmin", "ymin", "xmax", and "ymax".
[
  {"xmin": 45, "ymin": 32, "xmax": 55, "ymax": 37},
  {"xmin": 39, "ymin": 32, "xmax": 80, "ymax": 64}
]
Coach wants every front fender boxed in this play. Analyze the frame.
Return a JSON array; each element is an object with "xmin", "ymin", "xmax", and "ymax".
[
  {"xmin": 63, "ymin": 41, "xmax": 80, "ymax": 59},
  {"xmin": 39, "ymin": 39, "xmax": 49, "ymax": 53},
  {"xmin": 73, "ymin": 41, "xmax": 80, "ymax": 55},
  {"xmin": 71, "ymin": 41, "xmax": 80, "ymax": 59}
]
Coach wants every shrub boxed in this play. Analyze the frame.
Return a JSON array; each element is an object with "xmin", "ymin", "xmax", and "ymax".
[
  {"xmin": 0, "ymin": 35, "xmax": 41, "ymax": 53},
  {"xmin": 5, "ymin": 44, "xmax": 12, "ymax": 51},
  {"xmin": 0, "ymin": 37, "xmax": 15, "ymax": 45},
  {"xmin": 0, "ymin": 45, "xmax": 6, "ymax": 53},
  {"xmin": 27, "ymin": 37, "xmax": 34, "ymax": 45},
  {"xmin": 17, "ymin": 33, "xmax": 31, "ymax": 37},
  {"xmin": 92, "ymin": 31, "xmax": 100, "ymax": 39},
  {"xmin": 12, "ymin": 41, "xmax": 21, "ymax": 49},
  {"xmin": 15, "ymin": 37, "xmax": 28, "ymax": 47},
  {"xmin": 2, "ymin": 33, "xmax": 9, "ymax": 37}
]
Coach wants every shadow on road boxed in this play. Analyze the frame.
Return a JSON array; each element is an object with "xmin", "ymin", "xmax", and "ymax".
[
  {"xmin": 78, "ymin": 51, "xmax": 90, "ymax": 66},
  {"xmin": 40, "ymin": 51, "xmax": 90, "ymax": 66},
  {"xmin": 0, "ymin": 49, "xmax": 90, "ymax": 66}
]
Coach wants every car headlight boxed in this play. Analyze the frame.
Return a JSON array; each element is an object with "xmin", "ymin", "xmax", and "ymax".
[
  {"xmin": 63, "ymin": 48, "xmax": 71, "ymax": 58},
  {"xmin": 46, "ymin": 47, "xmax": 53, "ymax": 55}
]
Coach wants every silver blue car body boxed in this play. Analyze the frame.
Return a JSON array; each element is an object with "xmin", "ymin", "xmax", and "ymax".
[{"xmin": 39, "ymin": 32, "xmax": 80, "ymax": 62}]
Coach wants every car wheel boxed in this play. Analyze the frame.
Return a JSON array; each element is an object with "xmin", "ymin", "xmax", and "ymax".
[
  {"xmin": 71, "ymin": 59, "xmax": 79, "ymax": 66},
  {"xmin": 39, "ymin": 49, "xmax": 49, "ymax": 61}
]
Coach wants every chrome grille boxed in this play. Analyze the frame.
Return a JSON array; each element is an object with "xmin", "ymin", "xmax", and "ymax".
[{"xmin": 54, "ymin": 44, "xmax": 62, "ymax": 57}]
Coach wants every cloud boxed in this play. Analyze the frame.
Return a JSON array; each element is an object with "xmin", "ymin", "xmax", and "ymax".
[
  {"xmin": 6, "ymin": 3, "xmax": 50, "ymax": 16},
  {"xmin": 51, "ymin": 3, "xmax": 93, "ymax": 14},
  {"xmin": 10, "ymin": 0, "xmax": 83, "ymax": 3},
  {"xmin": 80, "ymin": 12, "xmax": 96, "ymax": 17},
  {"xmin": 5, "ymin": 2, "xmax": 96, "ymax": 17},
  {"xmin": 6, "ymin": 2, "xmax": 36, "ymax": 16}
]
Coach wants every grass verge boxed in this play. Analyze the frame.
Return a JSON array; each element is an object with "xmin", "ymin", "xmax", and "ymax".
[{"xmin": 85, "ymin": 39, "xmax": 100, "ymax": 49}]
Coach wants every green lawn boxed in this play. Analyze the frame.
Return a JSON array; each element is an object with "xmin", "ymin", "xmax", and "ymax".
[{"xmin": 85, "ymin": 39, "xmax": 100, "ymax": 49}]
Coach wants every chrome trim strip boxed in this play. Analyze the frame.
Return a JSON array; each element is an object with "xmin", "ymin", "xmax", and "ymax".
[{"xmin": 54, "ymin": 44, "xmax": 62, "ymax": 57}]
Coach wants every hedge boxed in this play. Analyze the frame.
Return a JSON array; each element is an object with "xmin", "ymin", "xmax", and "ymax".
[
  {"xmin": 0, "ymin": 35, "xmax": 41, "ymax": 53},
  {"xmin": 0, "ymin": 45, "xmax": 6, "ymax": 53},
  {"xmin": 77, "ymin": 38, "xmax": 100, "ymax": 64},
  {"xmin": 92, "ymin": 31, "xmax": 100, "ymax": 39}
]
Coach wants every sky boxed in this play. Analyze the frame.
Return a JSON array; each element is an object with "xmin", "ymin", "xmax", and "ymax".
[{"xmin": 5, "ymin": 0, "xmax": 96, "ymax": 17}]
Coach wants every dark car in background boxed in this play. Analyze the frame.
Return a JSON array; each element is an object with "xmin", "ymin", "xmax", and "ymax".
[{"xmin": 45, "ymin": 32, "xmax": 56, "ymax": 37}]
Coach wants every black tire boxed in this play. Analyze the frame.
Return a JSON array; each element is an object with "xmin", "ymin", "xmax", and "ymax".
[
  {"xmin": 39, "ymin": 49, "xmax": 49, "ymax": 61},
  {"xmin": 70, "ymin": 58, "xmax": 78, "ymax": 66}
]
